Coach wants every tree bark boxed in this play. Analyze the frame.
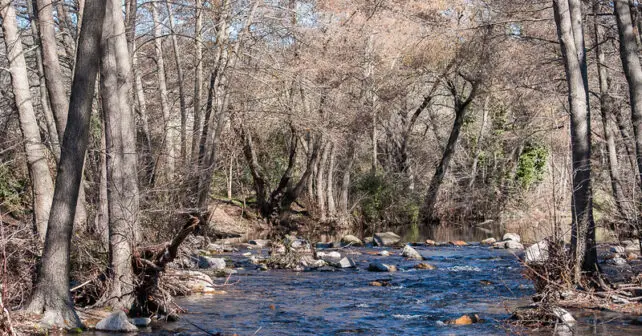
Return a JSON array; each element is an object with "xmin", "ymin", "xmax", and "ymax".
[
  {"xmin": 165, "ymin": 0, "xmax": 189, "ymax": 162},
  {"xmin": 36, "ymin": 0, "xmax": 70, "ymax": 140},
  {"xmin": 1, "ymin": 0, "xmax": 55, "ymax": 243},
  {"xmin": 327, "ymin": 142, "xmax": 337, "ymax": 218},
  {"xmin": 469, "ymin": 96, "xmax": 490, "ymax": 188},
  {"xmin": 339, "ymin": 144, "xmax": 355, "ymax": 217},
  {"xmin": 98, "ymin": 0, "xmax": 141, "ymax": 309},
  {"xmin": 553, "ymin": 0, "xmax": 598, "ymax": 280},
  {"xmin": 316, "ymin": 141, "xmax": 330, "ymax": 221},
  {"xmin": 26, "ymin": 0, "xmax": 60, "ymax": 160},
  {"xmin": 26, "ymin": 0, "xmax": 104, "ymax": 327},
  {"xmin": 131, "ymin": 41, "xmax": 154, "ymax": 185},
  {"xmin": 55, "ymin": 0, "xmax": 77, "ymax": 65},
  {"xmin": 615, "ymin": 0, "xmax": 642, "ymax": 204},
  {"xmin": 593, "ymin": 2, "xmax": 628, "ymax": 220},
  {"xmin": 95, "ymin": 119, "xmax": 109, "ymax": 249},
  {"xmin": 191, "ymin": 0, "xmax": 204, "ymax": 162},
  {"xmin": 151, "ymin": 2, "xmax": 176, "ymax": 181}
]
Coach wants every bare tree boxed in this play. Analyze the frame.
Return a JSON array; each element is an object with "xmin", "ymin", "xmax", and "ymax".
[
  {"xmin": 553, "ymin": 0, "xmax": 598, "ymax": 280},
  {"xmin": 26, "ymin": 0, "xmax": 105, "ymax": 327}
]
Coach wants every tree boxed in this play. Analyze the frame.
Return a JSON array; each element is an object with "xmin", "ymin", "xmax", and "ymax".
[
  {"xmin": 1, "ymin": 0, "xmax": 55, "ymax": 242},
  {"xmin": 26, "ymin": 0, "xmax": 105, "ymax": 327},
  {"xmin": 553, "ymin": 0, "xmax": 598, "ymax": 280},
  {"xmin": 97, "ymin": 0, "xmax": 140, "ymax": 309}
]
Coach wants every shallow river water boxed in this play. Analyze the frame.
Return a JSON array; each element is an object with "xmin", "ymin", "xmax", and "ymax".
[{"xmin": 91, "ymin": 244, "xmax": 642, "ymax": 335}]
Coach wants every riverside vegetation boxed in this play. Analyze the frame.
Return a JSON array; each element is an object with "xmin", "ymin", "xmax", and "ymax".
[{"xmin": 1, "ymin": 0, "xmax": 642, "ymax": 335}]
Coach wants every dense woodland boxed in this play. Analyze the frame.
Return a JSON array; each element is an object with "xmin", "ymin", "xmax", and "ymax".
[{"xmin": 1, "ymin": 0, "xmax": 642, "ymax": 331}]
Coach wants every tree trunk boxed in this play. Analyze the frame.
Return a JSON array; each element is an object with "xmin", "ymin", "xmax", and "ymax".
[
  {"xmin": 191, "ymin": 0, "xmax": 204, "ymax": 162},
  {"xmin": 317, "ymin": 141, "xmax": 330, "ymax": 221},
  {"xmin": 593, "ymin": 2, "xmax": 628, "ymax": 220},
  {"xmin": 327, "ymin": 142, "xmax": 337, "ymax": 218},
  {"xmin": 26, "ymin": 0, "xmax": 104, "ymax": 327},
  {"xmin": 554, "ymin": 0, "xmax": 598, "ymax": 280},
  {"xmin": 36, "ymin": 0, "xmax": 70, "ymax": 140},
  {"xmin": 98, "ymin": 0, "xmax": 140, "ymax": 309},
  {"xmin": 615, "ymin": 0, "xmax": 642, "ymax": 204},
  {"xmin": 26, "ymin": 0, "xmax": 60, "ymax": 160},
  {"xmin": 340, "ymin": 144, "xmax": 355, "ymax": 217},
  {"xmin": 132, "ymin": 41, "xmax": 154, "ymax": 184},
  {"xmin": 95, "ymin": 122, "xmax": 109, "ymax": 249},
  {"xmin": 55, "ymin": 0, "xmax": 77, "ymax": 65},
  {"xmin": 1, "ymin": 0, "xmax": 55, "ymax": 243},
  {"xmin": 165, "ymin": 0, "xmax": 189, "ymax": 162},
  {"xmin": 469, "ymin": 96, "xmax": 490, "ymax": 188},
  {"xmin": 151, "ymin": 2, "xmax": 176, "ymax": 181}
]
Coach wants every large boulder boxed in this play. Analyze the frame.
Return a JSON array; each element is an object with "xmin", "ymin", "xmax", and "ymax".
[
  {"xmin": 95, "ymin": 311, "xmax": 138, "ymax": 332},
  {"xmin": 524, "ymin": 240, "xmax": 549, "ymax": 263},
  {"xmin": 402, "ymin": 245, "xmax": 423, "ymax": 260},
  {"xmin": 341, "ymin": 235, "xmax": 364, "ymax": 246},
  {"xmin": 374, "ymin": 232, "xmax": 401, "ymax": 246},
  {"xmin": 198, "ymin": 256, "xmax": 226, "ymax": 270},
  {"xmin": 368, "ymin": 262, "xmax": 397, "ymax": 272},
  {"xmin": 503, "ymin": 233, "xmax": 521, "ymax": 243}
]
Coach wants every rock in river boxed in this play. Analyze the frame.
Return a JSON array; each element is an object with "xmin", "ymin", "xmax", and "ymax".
[
  {"xmin": 96, "ymin": 311, "xmax": 138, "ymax": 332},
  {"xmin": 198, "ymin": 256, "xmax": 226, "ymax": 270},
  {"xmin": 341, "ymin": 234, "xmax": 364, "ymax": 246},
  {"xmin": 447, "ymin": 314, "xmax": 480, "ymax": 325},
  {"xmin": 414, "ymin": 263, "xmax": 436, "ymax": 270},
  {"xmin": 402, "ymin": 245, "xmax": 423, "ymax": 260},
  {"xmin": 249, "ymin": 239, "xmax": 270, "ymax": 248},
  {"xmin": 481, "ymin": 237, "xmax": 496, "ymax": 245},
  {"xmin": 505, "ymin": 240, "xmax": 524, "ymax": 250},
  {"xmin": 374, "ymin": 232, "xmax": 401, "ymax": 246},
  {"xmin": 503, "ymin": 233, "xmax": 521, "ymax": 243},
  {"xmin": 368, "ymin": 262, "xmax": 397, "ymax": 272}
]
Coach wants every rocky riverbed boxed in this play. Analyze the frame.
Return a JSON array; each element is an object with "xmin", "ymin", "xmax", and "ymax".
[{"xmin": 83, "ymin": 234, "xmax": 642, "ymax": 335}]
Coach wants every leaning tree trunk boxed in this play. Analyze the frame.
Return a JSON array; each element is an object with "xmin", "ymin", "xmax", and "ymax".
[
  {"xmin": 26, "ymin": 0, "xmax": 104, "ymax": 327},
  {"xmin": 97, "ymin": 0, "xmax": 140, "ymax": 310},
  {"xmin": 422, "ymin": 80, "xmax": 478, "ymax": 225},
  {"xmin": 1, "ymin": 0, "xmax": 55, "ymax": 242},
  {"xmin": 615, "ymin": 0, "xmax": 642, "ymax": 206},
  {"xmin": 554, "ymin": 0, "xmax": 598, "ymax": 281},
  {"xmin": 327, "ymin": 142, "xmax": 337, "ymax": 218}
]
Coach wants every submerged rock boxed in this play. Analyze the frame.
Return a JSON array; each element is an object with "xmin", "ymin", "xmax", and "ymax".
[
  {"xmin": 481, "ymin": 237, "xmax": 496, "ymax": 245},
  {"xmin": 425, "ymin": 239, "xmax": 437, "ymax": 246},
  {"xmin": 374, "ymin": 232, "xmax": 401, "ymax": 246},
  {"xmin": 503, "ymin": 233, "xmax": 521, "ymax": 242},
  {"xmin": 129, "ymin": 317, "xmax": 152, "ymax": 328},
  {"xmin": 402, "ymin": 245, "xmax": 423, "ymax": 260},
  {"xmin": 95, "ymin": 311, "xmax": 138, "ymax": 332},
  {"xmin": 414, "ymin": 263, "xmax": 436, "ymax": 270},
  {"xmin": 368, "ymin": 262, "xmax": 397, "ymax": 272},
  {"xmin": 378, "ymin": 250, "xmax": 390, "ymax": 257},
  {"xmin": 317, "ymin": 251, "xmax": 342, "ymax": 260},
  {"xmin": 447, "ymin": 314, "xmax": 480, "ymax": 325},
  {"xmin": 607, "ymin": 257, "xmax": 627, "ymax": 265},
  {"xmin": 198, "ymin": 256, "xmax": 226, "ymax": 270},
  {"xmin": 525, "ymin": 240, "xmax": 549, "ymax": 263},
  {"xmin": 341, "ymin": 235, "xmax": 364, "ymax": 246}
]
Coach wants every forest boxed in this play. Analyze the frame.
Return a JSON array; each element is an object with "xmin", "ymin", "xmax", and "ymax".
[{"xmin": 1, "ymin": 0, "xmax": 642, "ymax": 334}]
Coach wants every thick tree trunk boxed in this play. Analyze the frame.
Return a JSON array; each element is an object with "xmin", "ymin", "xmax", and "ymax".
[
  {"xmin": 95, "ymin": 123, "xmax": 109, "ymax": 249},
  {"xmin": 165, "ymin": 0, "xmax": 189, "ymax": 162},
  {"xmin": 191, "ymin": 0, "xmax": 204, "ymax": 162},
  {"xmin": 36, "ymin": 0, "xmax": 70, "ymax": 140},
  {"xmin": 554, "ymin": 0, "xmax": 598, "ymax": 280},
  {"xmin": 26, "ymin": 0, "xmax": 60, "ymax": 160},
  {"xmin": 98, "ymin": 0, "xmax": 140, "ymax": 309},
  {"xmin": 593, "ymin": 3, "xmax": 628, "ymax": 220},
  {"xmin": 327, "ymin": 142, "xmax": 337, "ymax": 218},
  {"xmin": 1, "ymin": 0, "xmax": 55, "ymax": 242},
  {"xmin": 26, "ymin": 0, "xmax": 104, "ymax": 327},
  {"xmin": 151, "ymin": 2, "xmax": 176, "ymax": 181},
  {"xmin": 615, "ymin": 0, "xmax": 642, "ymax": 203}
]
